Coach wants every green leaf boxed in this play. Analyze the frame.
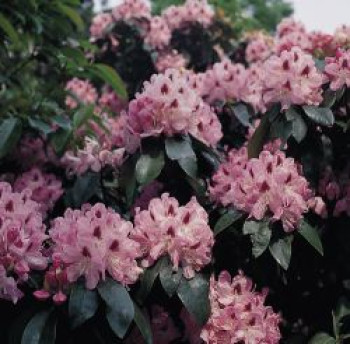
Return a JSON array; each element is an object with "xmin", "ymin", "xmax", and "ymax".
[
  {"xmin": 98, "ymin": 279, "xmax": 134, "ymax": 339},
  {"xmin": 248, "ymin": 115, "xmax": 270, "ymax": 159},
  {"xmin": 50, "ymin": 128, "xmax": 72, "ymax": 155},
  {"xmin": 0, "ymin": 13, "xmax": 20, "ymax": 45},
  {"xmin": 322, "ymin": 89, "xmax": 337, "ymax": 108},
  {"xmin": 52, "ymin": 115, "xmax": 71, "ymax": 130},
  {"xmin": 73, "ymin": 105, "xmax": 94, "ymax": 129},
  {"xmin": 56, "ymin": 3, "xmax": 84, "ymax": 31},
  {"xmin": 335, "ymin": 297, "xmax": 350, "ymax": 321},
  {"xmin": 269, "ymin": 236, "xmax": 293, "ymax": 270},
  {"xmin": 165, "ymin": 136, "xmax": 196, "ymax": 161},
  {"xmin": 21, "ymin": 309, "xmax": 56, "ymax": 344},
  {"xmin": 159, "ymin": 258, "xmax": 182, "ymax": 297},
  {"xmin": 133, "ymin": 303, "xmax": 153, "ymax": 344},
  {"xmin": 135, "ymin": 149, "xmax": 164, "ymax": 185},
  {"xmin": 243, "ymin": 220, "xmax": 272, "ymax": 258},
  {"xmin": 177, "ymin": 273, "xmax": 210, "ymax": 326},
  {"xmin": 291, "ymin": 112, "xmax": 308, "ymax": 143},
  {"xmin": 28, "ymin": 118, "xmax": 53, "ymax": 136},
  {"xmin": 0, "ymin": 117, "xmax": 22, "ymax": 159},
  {"xmin": 178, "ymin": 156, "xmax": 197, "ymax": 178},
  {"xmin": 214, "ymin": 209, "xmax": 242, "ymax": 236},
  {"xmin": 232, "ymin": 103, "xmax": 251, "ymax": 127},
  {"xmin": 309, "ymin": 332, "xmax": 336, "ymax": 344},
  {"xmin": 298, "ymin": 221, "xmax": 324, "ymax": 256},
  {"xmin": 136, "ymin": 258, "xmax": 165, "ymax": 304},
  {"xmin": 91, "ymin": 64, "xmax": 128, "ymax": 100},
  {"xmin": 69, "ymin": 282, "xmax": 99, "ymax": 328},
  {"xmin": 303, "ymin": 106, "xmax": 334, "ymax": 126}
]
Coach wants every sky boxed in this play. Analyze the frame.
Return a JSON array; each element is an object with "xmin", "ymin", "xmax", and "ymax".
[
  {"xmin": 93, "ymin": 0, "xmax": 350, "ymax": 34},
  {"xmin": 288, "ymin": 0, "xmax": 349, "ymax": 33}
]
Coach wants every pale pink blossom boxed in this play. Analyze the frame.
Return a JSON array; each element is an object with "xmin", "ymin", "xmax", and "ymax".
[
  {"xmin": 90, "ymin": 13, "xmax": 114, "ymax": 40},
  {"xmin": 0, "ymin": 183, "xmax": 47, "ymax": 303},
  {"xmin": 132, "ymin": 194, "xmax": 214, "ymax": 279},
  {"xmin": 324, "ymin": 49, "xmax": 350, "ymax": 91},
  {"xmin": 144, "ymin": 16, "xmax": 171, "ymax": 50},
  {"xmin": 277, "ymin": 17, "xmax": 306, "ymax": 39},
  {"xmin": 98, "ymin": 88, "xmax": 128, "ymax": 114},
  {"xmin": 65, "ymin": 78, "xmax": 98, "ymax": 109},
  {"xmin": 309, "ymin": 31, "xmax": 336, "ymax": 57},
  {"xmin": 275, "ymin": 31, "xmax": 312, "ymax": 54},
  {"xmin": 246, "ymin": 37, "xmax": 273, "ymax": 63},
  {"xmin": 201, "ymin": 271, "xmax": 281, "ymax": 344},
  {"xmin": 210, "ymin": 148, "xmax": 323, "ymax": 231},
  {"xmin": 50, "ymin": 203, "xmax": 143, "ymax": 289},
  {"xmin": 155, "ymin": 50, "xmax": 188, "ymax": 73},
  {"xmin": 334, "ymin": 25, "xmax": 350, "ymax": 48},
  {"xmin": 263, "ymin": 47, "xmax": 324, "ymax": 110},
  {"xmin": 112, "ymin": 0, "xmax": 151, "ymax": 22}
]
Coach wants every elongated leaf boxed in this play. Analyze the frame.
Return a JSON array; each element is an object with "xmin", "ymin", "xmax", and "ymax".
[
  {"xmin": 248, "ymin": 115, "xmax": 270, "ymax": 158},
  {"xmin": 177, "ymin": 273, "xmax": 210, "ymax": 326},
  {"xmin": 178, "ymin": 156, "xmax": 197, "ymax": 178},
  {"xmin": 243, "ymin": 220, "xmax": 272, "ymax": 258},
  {"xmin": 159, "ymin": 259, "xmax": 182, "ymax": 297},
  {"xmin": 309, "ymin": 333, "xmax": 336, "ymax": 344},
  {"xmin": 0, "ymin": 117, "xmax": 22, "ymax": 159},
  {"xmin": 28, "ymin": 118, "xmax": 53, "ymax": 136},
  {"xmin": 21, "ymin": 309, "xmax": 56, "ymax": 344},
  {"xmin": 335, "ymin": 297, "xmax": 350, "ymax": 321},
  {"xmin": 69, "ymin": 283, "xmax": 99, "ymax": 328},
  {"xmin": 269, "ymin": 236, "xmax": 293, "ymax": 270},
  {"xmin": 298, "ymin": 221, "xmax": 323, "ymax": 256},
  {"xmin": 165, "ymin": 136, "xmax": 196, "ymax": 160},
  {"xmin": 92, "ymin": 64, "xmax": 128, "ymax": 100},
  {"xmin": 0, "ymin": 13, "xmax": 20, "ymax": 45},
  {"xmin": 135, "ymin": 150, "xmax": 164, "ymax": 185},
  {"xmin": 303, "ymin": 106, "xmax": 334, "ymax": 126},
  {"xmin": 56, "ymin": 3, "xmax": 84, "ymax": 31},
  {"xmin": 50, "ymin": 128, "xmax": 72, "ymax": 155},
  {"xmin": 133, "ymin": 303, "xmax": 153, "ymax": 344},
  {"xmin": 232, "ymin": 103, "xmax": 251, "ymax": 127},
  {"xmin": 73, "ymin": 105, "xmax": 94, "ymax": 129},
  {"xmin": 214, "ymin": 210, "xmax": 242, "ymax": 236},
  {"xmin": 98, "ymin": 279, "xmax": 134, "ymax": 339}
]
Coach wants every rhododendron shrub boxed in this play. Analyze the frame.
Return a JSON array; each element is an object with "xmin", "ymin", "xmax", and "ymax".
[{"xmin": 1, "ymin": 0, "xmax": 350, "ymax": 343}]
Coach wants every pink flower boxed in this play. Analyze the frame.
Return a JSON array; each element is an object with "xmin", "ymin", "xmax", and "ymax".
[
  {"xmin": 155, "ymin": 50, "xmax": 188, "ymax": 73},
  {"xmin": 14, "ymin": 168, "xmax": 63, "ymax": 215},
  {"xmin": 210, "ymin": 148, "xmax": 323, "ymax": 231},
  {"xmin": 201, "ymin": 271, "xmax": 281, "ymax": 344},
  {"xmin": 277, "ymin": 17, "xmax": 306, "ymax": 39},
  {"xmin": 275, "ymin": 31, "xmax": 312, "ymax": 54},
  {"xmin": 132, "ymin": 194, "xmax": 214, "ymax": 279},
  {"xmin": 334, "ymin": 25, "xmax": 350, "ymax": 48},
  {"xmin": 202, "ymin": 59, "xmax": 247, "ymax": 103},
  {"xmin": 246, "ymin": 37, "xmax": 273, "ymax": 63},
  {"xmin": 144, "ymin": 16, "xmax": 171, "ymax": 50},
  {"xmin": 98, "ymin": 88, "xmax": 128, "ymax": 114},
  {"xmin": 112, "ymin": 0, "xmax": 151, "ymax": 22},
  {"xmin": 50, "ymin": 203, "xmax": 143, "ymax": 289},
  {"xmin": 324, "ymin": 49, "xmax": 350, "ymax": 91},
  {"xmin": 65, "ymin": 78, "xmax": 98, "ymax": 109},
  {"xmin": 309, "ymin": 31, "xmax": 336, "ymax": 57},
  {"xmin": 0, "ymin": 183, "xmax": 47, "ymax": 303},
  {"xmin": 124, "ymin": 69, "xmax": 222, "ymax": 151},
  {"xmin": 90, "ymin": 13, "xmax": 114, "ymax": 40},
  {"xmin": 263, "ymin": 47, "xmax": 324, "ymax": 110}
]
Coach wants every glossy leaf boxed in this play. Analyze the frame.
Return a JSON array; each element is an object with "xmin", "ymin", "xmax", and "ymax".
[
  {"xmin": 28, "ymin": 118, "xmax": 54, "ymax": 136},
  {"xmin": 165, "ymin": 136, "xmax": 196, "ymax": 161},
  {"xmin": 73, "ymin": 105, "xmax": 94, "ymax": 129},
  {"xmin": 214, "ymin": 209, "xmax": 242, "ymax": 236},
  {"xmin": 309, "ymin": 333, "xmax": 336, "ymax": 344},
  {"xmin": 56, "ymin": 3, "xmax": 84, "ymax": 31},
  {"xmin": 303, "ymin": 106, "xmax": 334, "ymax": 126},
  {"xmin": 248, "ymin": 115, "xmax": 270, "ymax": 158},
  {"xmin": 178, "ymin": 156, "xmax": 198, "ymax": 178},
  {"xmin": 298, "ymin": 221, "xmax": 323, "ymax": 256},
  {"xmin": 269, "ymin": 235, "xmax": 293, "ymax": 270},
  {"xmin": 135, "ymin": 149, "xmax": 164, "ymax": 185},
  {"xmin": 0, "ymin": 13, "xmax": 20, "ymax": 45},
  {"xmin": 243, "ymin": 220, "xmax": 272, "ymax": 258},
  {"xmin": 159, "ymin": 258, "xmax": 182, "ymax": 297},
  {"xmin": 0, "ymin": 117, "xmax": 22, "ymax": 159},
  {"xmin": 232, "ymin": 103, "xmax": 251, "ymax": 127},
  {"xmin": 133, "ymin": 303, "xmax": 153, "ymax": 344}
]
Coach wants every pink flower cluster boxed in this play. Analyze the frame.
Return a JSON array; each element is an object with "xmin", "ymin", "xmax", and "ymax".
[
  {"xmin": 201, "ymin": 271, "xmax": 281, "ymax": 344},
  {"xmin": 277, "ymin": 17, "xmax": 306, "ymax": 39},
  {"xmin": 98, "ymin": 88, "xmax": 128, "ymax": 114},
  {"xmin": 124, "ymin": 69, "xmax": 222, "ymax": 150},
  {"xmin": 112, "ymin": 0, "xmax": 151, "ymax": 22},
  {"xmin": 131, "ymin": 194, "xmax": 214, "ymax": 279},
  {"xmin": 162, "ymin": 0, "xmax": 214, "ymax": 31},
  {"xmin": 155, "ymin": 50, "xmax": 188, "ymax": 73},
  {"xmin": 334, "ymin": 25, "xmax": 350, "ymax": 48},
  {"xmin": 325, "ymin": 49, "xmax": 350, "ymax": 91},
  {"xmin": 210, "ymin": 148, "xmax": 326, "ymax": 231},
  {"xmin": 0, "ymin": 183, "xmax": 47, "ymax": 303},
  {"xmin": 14, "ymin": 168, "xmax": 63, "ymax": 215},
  {"xmin": 131, "ymin": 181, "xmax": 164, "ymax": 215},
  {"xmin": 246, "ymin": 35, "xmax": 273, "ymax": 63},
  {"xmin": 65, "ymin": 78, "xmax": 98, "ymax": 109},
  {"xmin": 50, "ymin": 203, "xmax": 143, "ymax": 289},
  {"xmin": 90, "ymin": 13, "xmax": 114, "ymax": 40},
  {"xmin": 144, "ymin": 16, "xmax": 171, "ymax": 50}
]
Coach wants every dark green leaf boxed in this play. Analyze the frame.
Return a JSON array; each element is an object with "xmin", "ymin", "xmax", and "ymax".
[
  {"xmin": 269, "ymin": 236, "xmax": 293, "ymax": 270},
  {"xmin": 335, "ymin": 297, "xmax": 350, "ymax": 321},
  {"xmin": 214, "ymin": 209, "xmax": 242, "ymax": 236},
  {"xmin": 159, "ymin": 258, "xmax": 182, "ymax": 297},
  {"xmin": 0, "ymin": 117, "xmax": 22, "ymax": 159},
  {"xmin": 98, "ymin": 279, "xmax": 134, "ymax": 339},
  {"xmin": 298, "ymin": 221, "xmax": 323, "ymax": 256},
  {"xmin": 133, "ymin": 303, "xmax": 153, "ymax": 344},
  {"xmin": 165, "ymin": 136, "xmax": 196, "ymax": 160},
  {"xmin": 69, "ymin": 282, "xmax": 99, "ymax": 328},
  {"xmin": 248, "ymin": 115, "xmax": 270, "ymax": 158},
  {"xmin": 177, "ymin": 273, "xmax": 210, "ymax": 326},
  {"xmin": 178, "ymin": 156, "xmax": 197, "ymax": 178},
  {"xmin": 21, "ymin": 309, "xmax": 56, "ymax": 344},
  {"xmin": 232, "ymin": 103, "xmax": 251, "ymax": 127},
  {"xmin": 135, "ymin": 149, "xmax": 164, "ymax": 185},
  {"xmin": 309, "ymin": 333, "xmax": 336, "ymax": 344},
  {"xmin": 322, "ymin": 89, "xmax": 337, "ymax": 108},
  {"xmin": 243, "ymin": 220, "xmax": 272, "ymax": 257},
  {"xmin": 303, "ymin": 106, "xmax": 334, "ymax": 126},
  {"xmin": 91, "ymin": 64, "xmax": 128, "ymax": 100},
  {"xmin": 0, "ymin": 13, "xmax": 20, "ymax": 45},
  {"xmin": 291, "ymin": 112, "xmax": 307, "ymax": 143},
  {"xmin": 28, "ymin": 118, "xmax": 53, "ymax": 136},
  {"xmin": 56, "ymin": 3, "xmax": 84, "ymax": 31},
  {"xmin": 50, "ymin": 128, "xmax": 72, "ymax": 154},
  {"xmin": 73, "ymin": 105, "xmax": 94, "ymax": 129},
  {"xmin": 52, "ymin": 115, "xmax": 71, "ymax": 130}
]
